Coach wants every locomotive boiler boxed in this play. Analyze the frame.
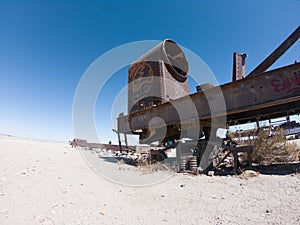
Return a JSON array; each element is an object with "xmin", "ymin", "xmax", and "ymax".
[{"xmin": 126, "ymin": 39, "xmax": 193, "ymax": 144}]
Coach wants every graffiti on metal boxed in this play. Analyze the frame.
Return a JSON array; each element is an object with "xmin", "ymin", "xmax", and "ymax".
[
  {"xmin": 271, "ymin": 73, "xmax": 300, "ymax": 94},
  {"xmin": 129, "ymin": 62, "xmax": 154, "ymax": 92}
]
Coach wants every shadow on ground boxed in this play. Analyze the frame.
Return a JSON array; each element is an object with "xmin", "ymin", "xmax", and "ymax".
[
  {"xmin": 214, "ymin": 162, "xmax": 300, "ymax": 176},
  {"xmin": 98, "ymin": 155, "xmax": 138, "ymax": 166}
]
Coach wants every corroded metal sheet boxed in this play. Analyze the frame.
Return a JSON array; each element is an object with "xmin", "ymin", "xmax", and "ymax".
[
  {"xmin": 118, "ymin": 63, "xmax": 300, "ymax": 136},
  {"xmin": 127, "ymin": 39, "xmax": 190, "ymax": 114}
]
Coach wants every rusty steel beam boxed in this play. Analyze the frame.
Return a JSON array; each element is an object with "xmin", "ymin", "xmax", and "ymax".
[
  {"xmin": 72, "ymin": 141, "xmax": 134, "ymax": 152},
  {"xmin": 232, "ymin": 52, "xmax": 247, "ymax": 81},
  {"xmin": 248, "ymin": 26, "xmax": 300, "ymax": 77},
  {"xmin": 118, "ymin": 63, "xmax": 300, "ymax": 135}
]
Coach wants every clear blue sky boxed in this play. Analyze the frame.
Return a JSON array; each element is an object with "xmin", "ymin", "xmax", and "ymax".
[{"xmin": 0, "ymin": 0, "xmax": 299, "ymax": 143}]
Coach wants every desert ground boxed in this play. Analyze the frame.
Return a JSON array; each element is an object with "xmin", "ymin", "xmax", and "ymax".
[{"xmin": 0, "ymin": 134, "xmax": 299, "ymax": 225}]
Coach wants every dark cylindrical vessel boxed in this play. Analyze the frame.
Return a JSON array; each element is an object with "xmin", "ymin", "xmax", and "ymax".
[{"xmin": 128, "ymin": 39, "xmax": 190, "ymax": 114}]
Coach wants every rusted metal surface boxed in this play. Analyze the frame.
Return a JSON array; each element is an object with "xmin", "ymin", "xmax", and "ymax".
[
  {"xmin": 70, "ymin": 139, "xmax": 134, "ymax": 152},
  {"xmin": 128, "ymin": 39, "xmax": 190, "ymax": 114},
  {"xmin": 232, "ymin": 52, "xmax": 247, "ymax": 81},
  {"xmin": 117, "ymin": 27, "xmax": 300, "ymax": 173},
  {"xmin": 248, "ymin": 26, "xmax": 300, "ymax": 77},
  {"xmin": 118, "ymin": 63, "xmax": 300, "ymax": 137}
]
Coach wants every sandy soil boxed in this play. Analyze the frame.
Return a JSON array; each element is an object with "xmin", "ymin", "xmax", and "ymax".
[{"xmin": 0, "ymin": 134, "xmax": 299, "ymax": 225}]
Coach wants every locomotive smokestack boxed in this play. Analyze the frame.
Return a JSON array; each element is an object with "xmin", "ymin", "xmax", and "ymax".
[{"xmin": 128, "ymin": 39, "xmax": 190, "ymax": 114}]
